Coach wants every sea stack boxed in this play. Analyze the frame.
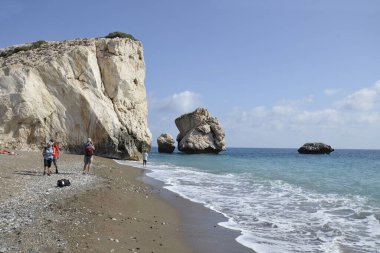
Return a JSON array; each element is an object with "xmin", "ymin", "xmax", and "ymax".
[
  {"xmin": 298, "ymin": 142, "xmax": 334, "ymax": 154},
  {"xmin": 0, "ymin": 37, "xmax": 151, "ymax": 159},
  {"xmin": 175, "ymin": 107, "xmax": 225, "ymax": 154},
  {"xmin": 157, "ymin": 133, "xmax": 175, "ymax": 153}
]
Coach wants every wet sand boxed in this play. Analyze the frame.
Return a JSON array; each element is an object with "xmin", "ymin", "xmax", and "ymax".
[{"xmin": 0, "ymin": 151, "xmax": 254, "ymax": 253}]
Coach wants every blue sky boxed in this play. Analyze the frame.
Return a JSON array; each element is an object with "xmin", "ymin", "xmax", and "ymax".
[{"xmin": 1, "ymin": 0, "xmax": 380, "ymax": 149}]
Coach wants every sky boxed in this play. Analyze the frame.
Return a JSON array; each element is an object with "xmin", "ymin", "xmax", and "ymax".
[{"xmin": 1, "ymin": 0, "xmax": 380, "ymax": 149}]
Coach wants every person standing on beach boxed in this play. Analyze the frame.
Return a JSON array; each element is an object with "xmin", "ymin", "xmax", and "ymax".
[
  {"xmin": 143, "ymin": 151, "xmax": 148, "ymax": 167},
  {"xmin": 51, "ymin": 140, "xmax": 60, "ymax": 174},
  {"xmin": 83, "ymin": 138, "xmax": 95, "ymax": 174},
  {"xmin": 42, "ymin": 142, "xmax": 54, "ymax": 176}
]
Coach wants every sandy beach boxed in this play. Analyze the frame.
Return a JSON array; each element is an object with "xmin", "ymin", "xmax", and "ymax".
[{"xmin": 0, "ymin": 151, "xmax": 253, "ymax": 253}]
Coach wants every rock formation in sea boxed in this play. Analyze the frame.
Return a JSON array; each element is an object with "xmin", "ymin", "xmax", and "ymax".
[
  {"xmin": 298, "ymin": 142, "xmax": 334, "ymax": 154},
  {"xmin": 0, "ymin": 37, "xmax": 151, "ymax": 159},
  {"xmin": 175, "ymin": 107, "xmax": 225, "ymax": 154},
  {"xmin": 157, "ymin": 133, "xmax": 175, "ymax": 153}
]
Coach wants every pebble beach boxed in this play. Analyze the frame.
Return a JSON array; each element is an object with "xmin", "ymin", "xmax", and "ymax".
[{"xmin": 0, "ymin": 151, "xmax": 194, "ymax": 253}]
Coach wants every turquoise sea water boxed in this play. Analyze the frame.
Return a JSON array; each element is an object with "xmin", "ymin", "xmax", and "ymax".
[{"xmin": 118, "ymin": 148, "xmax": 380, "ymax": 253}]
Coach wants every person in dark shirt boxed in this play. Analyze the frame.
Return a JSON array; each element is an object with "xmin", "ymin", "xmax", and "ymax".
[
  {"xmin": 83, "ymin": 138, "xmax": 95, "ymax": 174},
  {"xmin": 42, "ymin": 142, "xmax": 54, "ymax": 176}
]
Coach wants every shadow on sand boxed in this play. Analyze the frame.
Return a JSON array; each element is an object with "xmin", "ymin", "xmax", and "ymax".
[{"xmin": 13, "ymin": 171, "xmax": 76, "ymax": 176}]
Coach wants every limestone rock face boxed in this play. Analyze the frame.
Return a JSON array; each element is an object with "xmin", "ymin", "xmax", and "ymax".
[
  {"xmin": 0, "ymin": 38, "xmax": 151, "ymax": 159},
  {"xmin": 298, "ymin": 142, "xmax": 334, "ymax": 154},
  {"xmin": 175, "ymin": 108, "xmax": 225, "ymax": 154},
  {"xmin": 157, "ymin": 133, "xmax": 175, "ymax": 153}
]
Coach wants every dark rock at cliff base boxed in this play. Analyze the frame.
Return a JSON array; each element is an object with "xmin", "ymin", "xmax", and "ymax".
[
  {"xmin": 175, "ymin": 107, "xmax": 226, "ymax": 154},
  {"xmin": 157, "ymin": 133, "xmax": 175, "ymax": 153},
  {"xmin": 298, "ymin": 142, "xmax": 334, "ymax": 154}
]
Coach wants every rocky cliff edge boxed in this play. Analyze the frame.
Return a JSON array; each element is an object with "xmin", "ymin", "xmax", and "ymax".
[{"xmin": 0, "ymin": 38, "xmax": 151, "ymax": 159}]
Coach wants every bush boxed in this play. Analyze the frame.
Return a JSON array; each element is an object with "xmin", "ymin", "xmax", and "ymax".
[
  {"xmin": 32, "ymin": 40, "xmax": 47, "ymax": 48},
  {"xmin": 105, "ymin": 31, "xmax": 138, "ymax": 41},
  {"xmin": 12, "ymin": 46, "xmax": 30, "ymax": 53},
  {"xmin": 0, "ymin": 40, "xmax": 47, "ymax": 58}
]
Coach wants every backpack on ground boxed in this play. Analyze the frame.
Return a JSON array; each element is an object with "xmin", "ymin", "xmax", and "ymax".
[
  {"xmin": 85, "ymin": 144, "xmax": 94, "ymax": 156},
  {"xmin": 57, "ymin": 179, "xmax": 71, "ymax": 187}
]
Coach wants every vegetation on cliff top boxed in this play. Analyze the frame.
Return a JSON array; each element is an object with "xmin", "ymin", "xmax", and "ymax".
[
  {"xmin": 0, "ymin": 33, "xmax": 138, "ymax": 59},
  {"xmin": 105, "ymin": 31, "xmax": 138, "ymax": 41},
  {"xmin": 0, "ymin": 40, "xmax": 48, "ymax": 58}
]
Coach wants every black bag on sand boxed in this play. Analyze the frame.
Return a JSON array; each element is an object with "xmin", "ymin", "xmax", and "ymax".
[{"xmin": 57, "ymin": 179, "xmax": 71, "ymax": 187}]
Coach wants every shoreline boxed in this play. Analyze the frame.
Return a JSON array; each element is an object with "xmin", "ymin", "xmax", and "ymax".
[
  {"xmin": 0, "ymin": 151, "xmax": 254, "ymax": 253},
  {"xmin": 138, "ymin": 169, "xmax": 255, "ymax": 253}
]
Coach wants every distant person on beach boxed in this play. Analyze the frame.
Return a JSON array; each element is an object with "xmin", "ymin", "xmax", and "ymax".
[
  {"xmin": 0, "ymin": 149, "xmax": 16, "ymax": 155},
  {"xmin": 51, "ymin": 140, "xmax": 60, "ymax": 174},
  {"xmin": 42, "ymin": 142, "xmax": 54, "ymax": 176},
  {"xmin": 83, "ymin": 138, "xmax": 95, "ymax": 174},
  {"xmin": 143, "ymin": 151, "xmax": 148, "ymax": 167}
]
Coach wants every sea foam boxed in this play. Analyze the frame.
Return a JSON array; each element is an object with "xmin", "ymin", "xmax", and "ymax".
[{"xmin": 117, "ymin": 149, "xmax": 380, "ymax": 253}]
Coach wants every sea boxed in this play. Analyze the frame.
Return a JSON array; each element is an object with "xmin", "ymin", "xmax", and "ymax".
[{"xmin": 117, "ymin": 148, "xmax": 380, "ymax": 253}]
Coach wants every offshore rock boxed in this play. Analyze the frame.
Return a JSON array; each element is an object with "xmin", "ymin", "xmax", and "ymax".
[
  {"xmin": 175, "ymin": 107, "xmax": 225, "ymax": 154},
  {"xmin": 0, "ymin": 38, "xmax": 151, "ymax": 159},
  {"xmin": 298, "ymin": 142, "xmax": 334, "ymax": 154},
  {"xmin": 157, "ymin": 133, "xmax": 175, "ymax": 153}
]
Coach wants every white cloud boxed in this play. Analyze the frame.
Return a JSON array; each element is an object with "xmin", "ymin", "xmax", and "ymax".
[
  {"xmin": 295, "ymin": 109, "xmax": 342, "ymax": 126},
  {"xmin": 151, "ymin": 90, "xmax": 202, "ymax": 114},
  {"xmin": 224, "ymin": 81, "xmax": 380, "ymax": 148},
  {"xmin": 147, "ymin": 82, "xmax": 380, "ymax": 148},
  {"xmin": 148, "ymin": 90, "xmax": 202, "ymax": 144},
  {"xmin": 337, "ymin": 87, "xmax": 379, "ymax": 111},
  {"xmin": 272, "ymin": 105, "xmax": 296, "ymax": 116}
]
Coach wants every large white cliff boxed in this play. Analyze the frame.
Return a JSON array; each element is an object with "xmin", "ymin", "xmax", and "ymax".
[{"xmin": 0, "ymin": 38, "xmax": 151, "ymax": 159}]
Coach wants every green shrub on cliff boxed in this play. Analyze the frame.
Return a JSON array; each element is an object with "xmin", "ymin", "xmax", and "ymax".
[
  {"xmin": 105, "ymin": 31, "xmax": 138, "ymax": 41},
  {"xmin": 0, "ymin": 40, "xmax": 48, "ymax": 58},
  {"xmin": 32, "ymin": 40, "xmax": 48, "ymax": 48}
]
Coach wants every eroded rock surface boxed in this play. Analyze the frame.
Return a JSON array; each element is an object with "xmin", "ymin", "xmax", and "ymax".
[
  {"xmin": 157, "ymin": 133, "xmax": 175, "ymax": 153},
  {"xmin": 0, "ymin": 38, "xmax": 151, "ymax": 159},
  {"xmin": 298, "ymin": 142, "xmax": 334, "ymax": 154},
  {"xmin": 175, "ymin": 108, "xmax": 225, "ymax": 154}
]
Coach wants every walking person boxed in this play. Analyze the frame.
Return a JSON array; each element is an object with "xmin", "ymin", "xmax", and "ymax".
[
  {"xmin": 42, "ymin": 142, "xmax": 54, "ymax": 176},
  {"xmin": 143, "ymin": 151, "xmax": 148, "ymax": 167},
  {"xmin": 51, "ymin": 139, "xmax": 60, "ymax": 174},
  {"xmin": 83, "ymin": 138, "xmax": 95, "ymax": 174}
]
